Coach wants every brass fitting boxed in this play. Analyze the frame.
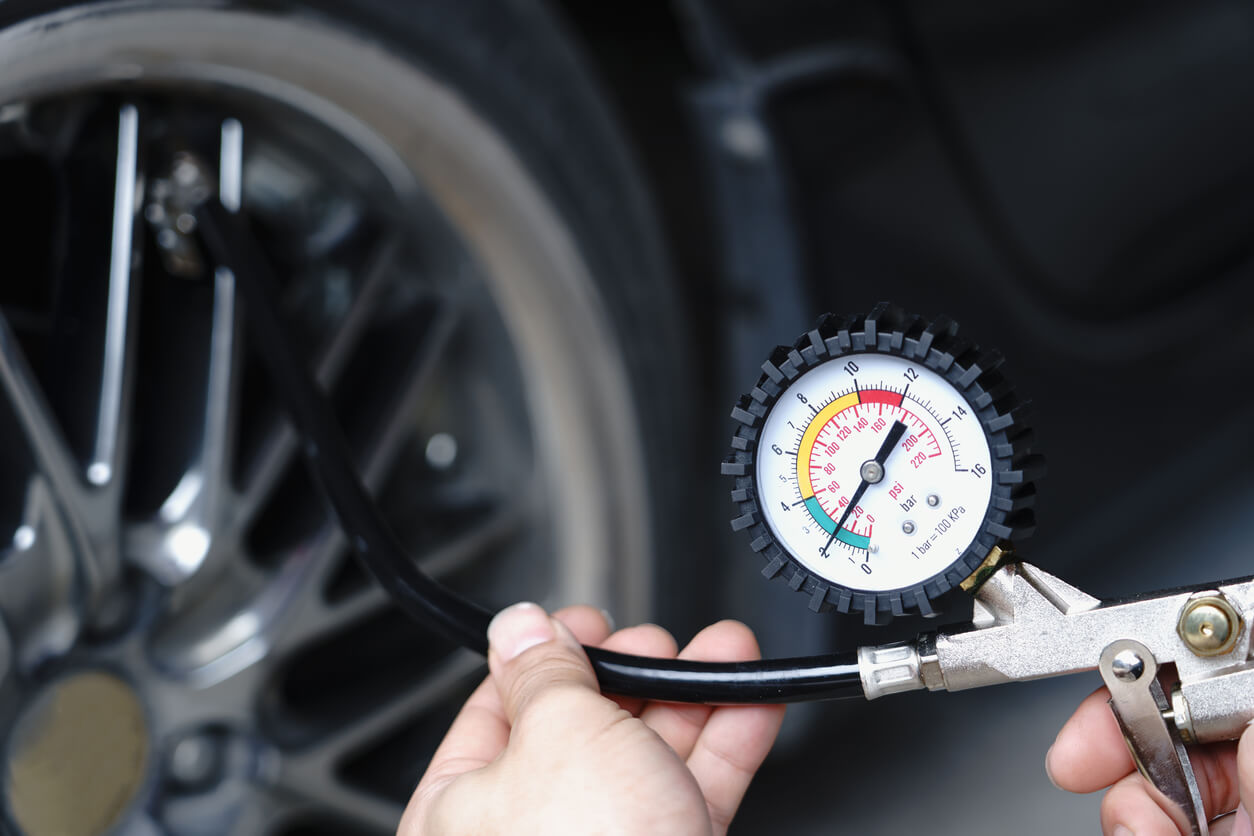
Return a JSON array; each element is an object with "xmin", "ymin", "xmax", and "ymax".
[{"xmin": 1177, "ymin": 592, "xmax": 1242, "ymax": 657}]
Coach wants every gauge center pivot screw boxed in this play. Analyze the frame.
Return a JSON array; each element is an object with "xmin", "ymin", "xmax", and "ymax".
[{"xmin": 859, "ymin": 461, "xmax": 885, "ymax": 484}]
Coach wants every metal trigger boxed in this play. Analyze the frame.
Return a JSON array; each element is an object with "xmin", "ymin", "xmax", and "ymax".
[{"xmin": 1099, "ymin": 639, "xmax": 1208, "ymax": 836}]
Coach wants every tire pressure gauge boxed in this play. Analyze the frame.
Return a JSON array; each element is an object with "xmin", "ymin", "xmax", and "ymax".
[{"xmin": 725, "ymin": 304, "xmax": 1039, "ymax": 624}]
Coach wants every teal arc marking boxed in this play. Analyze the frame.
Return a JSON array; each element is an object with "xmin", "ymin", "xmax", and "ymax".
[{"xmin": 803, "ymin": 497, "xmax": 871, "ymax": 550}]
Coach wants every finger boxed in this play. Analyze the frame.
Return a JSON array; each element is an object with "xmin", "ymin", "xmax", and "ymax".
[
  {"xmin": 678, "ymin": 622, "xmax": 784, "ymax": 835},
  {"xmin": 486, "ymin": 601, "xmax": 602, "ymax": 728},
  {"xmin": 638, "ymin": 620, "xmax": 760, "ymax": 759},
  {"xmin": 1224, "ymin": 726, "xmax": 1254, "ymax": 835},
  {"xmin": 417, "ymin": 605, "xmax": 609, "ymax": 781},
  {"xmin": 1050, "ymin": 686, "xmax": 1244, "ymax": 823},
  {"xmin": 597, "ymin": 623, "xmax": 679, "ymax": 715},
  {"xmin": 407, "ymin": 604, "xmax": 615, "ymax": 827},
  {"xmin": 1211, "ymin": 805, "xmax": 1253, "ymax": 836},
  {"xmin": 1096, "ymin": 743, "xmax": 1240, "ymax": 834},
  {"xmin": 691, "ymin": 702, "xmax": 786, "ymax": 835},
  {"xmin": 1239, "ymin": 726, "xmax": 1254, "ymax": 807},
  {"xmin": 1048, "ymin": 687, "xmax": 1134, "ymax": 792},
  {"xmin": 1101, "ymin": 772, "xmax": 1182, "ymax": 835},
  {"xmin": 552, "ymin": 604, "xmax": 613, "ymax": 646}
]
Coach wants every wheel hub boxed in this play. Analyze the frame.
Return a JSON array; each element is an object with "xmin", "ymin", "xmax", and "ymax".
[{"xmin": 5, "ymin": 671, "xmax": 149, "ymax": 836}]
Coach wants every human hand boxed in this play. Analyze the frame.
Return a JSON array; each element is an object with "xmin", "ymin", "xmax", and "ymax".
[
  {"xmin": 1048, "ymin": 687, "xmax": 1254, "ymax": 835},
  {"xmin": 399, "ymin": 603, "xmax": 786, "ymax": 835}
]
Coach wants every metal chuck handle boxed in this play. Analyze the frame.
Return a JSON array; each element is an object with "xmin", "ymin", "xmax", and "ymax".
[{"xmin": 1099, "ymin": 639, "xmax": 1208, "ymax": 836}]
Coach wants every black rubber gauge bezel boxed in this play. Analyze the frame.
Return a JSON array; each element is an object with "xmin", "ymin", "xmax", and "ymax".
[{"xmin": 723, "ymin": 304, "xmax": 1040, "ymax": 624}]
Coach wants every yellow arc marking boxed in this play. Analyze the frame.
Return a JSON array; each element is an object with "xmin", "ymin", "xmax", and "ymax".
[{"xmin": 797, "ymin": 392, "xmax": 860, "ymax": 497}]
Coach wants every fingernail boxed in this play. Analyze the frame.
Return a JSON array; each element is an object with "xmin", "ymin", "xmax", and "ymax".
[
  {"xmin": 1044, "ymin": 745, "xmax": 1060, "ymax": 789},
  {"xmin": 1113, "ymin": 825, "xmax": 1134, "ymax": 836},
  {"xmin": 488, "ymin": 602, "xmax": 554, "ymax": 661},
  {"xmin": 599, "ymin": 608, "xmax": 616, "ymax": 632}
]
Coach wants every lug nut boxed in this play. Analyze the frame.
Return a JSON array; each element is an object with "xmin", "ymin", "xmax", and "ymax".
[
  {"xmin": 720, "ymin": 115, "xmax": 768, "ymax": 160},
  {"xmin": 1177, "ymin": 593, "xmax": 1242, "ymax": 657},
  {"xmin": 168, "ymin": 731, "xmax": 222, "ymax": 789},
  {"xmin": 425, "ymin": 432, "xmax": 458, "ymax": 471}
]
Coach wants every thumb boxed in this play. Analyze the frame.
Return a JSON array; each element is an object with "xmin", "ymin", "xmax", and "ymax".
[
  {"xmin": 487, "ymin": 602, "xmax": 600, "ymax": 726},
  {"xmin": 1225, "ymin": 727, "xmax": 1254, "ymax": 836}
]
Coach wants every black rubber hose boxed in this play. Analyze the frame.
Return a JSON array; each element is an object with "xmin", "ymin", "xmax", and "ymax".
[{"xmin": 197, "ymin": 201, "xmax": 864, "ymax": 703}]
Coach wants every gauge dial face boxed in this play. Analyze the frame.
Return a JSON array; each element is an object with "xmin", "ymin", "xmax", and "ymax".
[{"xmin": 756, "ymin": 352, "xmax": 993, "ymax": 593}]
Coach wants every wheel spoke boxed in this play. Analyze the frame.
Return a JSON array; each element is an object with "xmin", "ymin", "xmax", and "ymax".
[
  {"xmin": 0, "ymin": 316, "xmax": 89, "ymax": 518},
  {"xmin": 256, "ymin": 296, "xmax": 461, "ymax": 619},
  {"xmin": 87, "ymin": 103, "xmax": 141, "ymax": 489},
  {"xmin": 0, "ymin": 476, "xmax": 80, "ymax": 671},
  {"xmin": 270, "ymin": 779, "xmax": 403, "ymax": 836},
  {"xmin": 197, "ymin": 266, "xmax": 241, "ymax": 520},
  {"xmin": 268, "ymin": 293, "xmax": 462, "ymax": 585},
  {"xmin": 270, "ymin": 485, "xmax": 529, "ymax": 658},
  {"xmin": 284, "ymin": 581, "xmax": 389, "ymax": 650},
  {"xmin": 0, "ymin": 607, "xmax": 10, "ymax": 688},
  {"xmin": 158, "ymin": 753, "xmax": 293, "ymax": 836},
  {"xmin": 358, "ymin": 295, "xmax": 461, "ymax": 477},
  {"xmin": 0, "ymin": 312, "xmax": 106, "ymax": 622},
  {"xmin": 418, "ymin": 489, "xmax": 534, "ymax": 577},
  {"xmin": 125, "ymin": 121, "xmax": 244, "ymax": 584},
  {"xmin": 282, "ymin": 650, "xmax": 481, "ymax": 766},
  {"xmin": 162, "ymin": 291, "xmax": 461, "ymax": 679},
  {"xmin": 219, "ymin": 117, "xmax": 243, "ymax": 213},
  {"xmin": 233, "ymin": 233, "xmax": 401, "ymax": 529},
  {"xmin": 126, "ymin": 266, "xmax": 241, "ymax": 583}
]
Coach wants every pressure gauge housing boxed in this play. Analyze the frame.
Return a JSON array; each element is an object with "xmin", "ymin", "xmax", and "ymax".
[{"xmin": 724, "ymin": 305, "xmax": 1039, "ymax": 624}]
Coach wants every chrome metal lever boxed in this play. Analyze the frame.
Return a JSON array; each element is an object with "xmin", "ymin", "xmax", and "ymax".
[
  {"xmin": 1099, "ymin": 638, "xmax": 1207, "ymax": 836},
  {"xmin": 857, "ymin": 560, "xmax": 1254, "ymax": 832},
  {"xmin": 860, "ymin": 562, "xmax": 1254, "ymax": 736}
]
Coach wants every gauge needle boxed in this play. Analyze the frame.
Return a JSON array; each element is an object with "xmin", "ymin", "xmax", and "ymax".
[{"xmin": 824, "ymin": 420, "xmax": 908, "ymax": 553}]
